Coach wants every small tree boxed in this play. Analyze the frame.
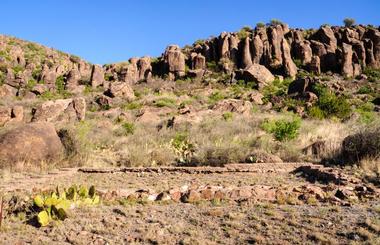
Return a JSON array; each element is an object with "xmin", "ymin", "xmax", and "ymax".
[{"xmin": 343, "ymin": 18, "xmax": 356, "ymax": 27}]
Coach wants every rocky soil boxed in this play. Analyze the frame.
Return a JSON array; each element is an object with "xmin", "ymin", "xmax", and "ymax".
[{"xmin": 0, "ymin": 163, "xmax": 379, "ymax": 244}]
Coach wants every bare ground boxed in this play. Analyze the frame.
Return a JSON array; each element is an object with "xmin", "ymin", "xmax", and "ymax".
[{"xmin": 0, "ymin": 163, "xmax": 379, "ymax": 245}]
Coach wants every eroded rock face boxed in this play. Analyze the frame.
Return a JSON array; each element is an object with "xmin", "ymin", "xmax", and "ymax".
[
  {"xmin": 281, "ymin": 38, "xmax": 297, "ymax": 78},
  {"xmin": 0, "ymin": 122, "xmax": 64, "ymax": 166},
  {"xmin": 342, "ymin": 43, "xmax": 354, "ymax": 77},
  {"xmin": 90, "ymin": 64, "xmax": 105, "ymax": 88},
  {"xmin": 32, "ymin": 97, "xmax": 86, "ymax": 122}
]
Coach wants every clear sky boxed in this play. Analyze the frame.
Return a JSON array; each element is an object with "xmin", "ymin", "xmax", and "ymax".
[{"xmin": 1, "ymin": 0, "xmax": 379, "ymax": 64}]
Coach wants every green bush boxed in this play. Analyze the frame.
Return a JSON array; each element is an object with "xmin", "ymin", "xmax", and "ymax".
[
  {"xmin": 55, "ymin": 75, "xmax": 65, "ymax": 94},
  {"xmin": 26, "ymin": 79, "xmax": 37, "ymax": 90},
  {"xmin": 208, "ymin": 91, "xmax": 226, "ymax": 104},
  {"xmin": 308, "ymin": 106, "xmax": 325, "ymax": 120},
  {"xmin": 356, "ymin": 102, "xmax": 376, "ymax": 124},
  {"xmin": 256, "ymin": 22, "xmax": 266, "ymax": 28},
  {"xmin": 357, "ymin": 85, "xmax": 373, "ymax": 94},
  {"xmin": 261, "ymin": 117, "xmax": 301, "ymax": 141},
  {"xmin": 269, "ymin": 19, "xmax": 283, "ymax": 26},
  {"xmin": 310, "ymin": 84, "xmax": 351, "ymax": 120},
  {"xmin": 262, "ymin": 77, "xmax": 293, "ymax": 103},
  {"xmin": 363, "ymin": 67, "xmax": 380, "ymax": 83}
]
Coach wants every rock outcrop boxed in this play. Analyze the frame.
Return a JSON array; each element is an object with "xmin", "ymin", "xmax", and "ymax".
[
  {"xmin": 163, "ymin": 45, "xmax": 186, "ymax": 80},
  {"xmin": 0, "ymin": 122, "xmax": 64, "ymax": 166},
  {"xmin": 32, "ymin": 98, "xmax": 86, "ymax": 122}
]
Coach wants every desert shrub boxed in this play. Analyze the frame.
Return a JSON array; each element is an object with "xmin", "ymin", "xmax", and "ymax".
[
  {"xmin": 122, "ymin": 101, "xmax": 143, "ymax": 110},
  {"xmin": 170, "ymin": 132, "xmax": 195, "ymax": 164},
  {"xmin": 122, "ymin": 122, "xmax": 135, "ymax": 135},
  {"xmin": 356, "ymin": 102, "xmax": 376, "ymax": 124},
  {"xmin": 357, "ymin": 85, "xmax": 373, "ymax": 94},
  {"xmin": 262, "ymin": 77, "xmax": 293, "ymax": 103},
  {"xmin": 363, "ymin": 67, "xmax": 380, "ymax": 83},
  {"xmin": 32, "ymin": 68, "xmax": 42, "ymax": 80},
  {"xmin": 55, "ymin": 75, "xmax": 65, "ymax": 93},
  {"xmin": 0, "ymin": 71, "xmax": 4, "ymax": 85},
  {"xmin": 26, "ymin": 79, "xmax": 37, "ymax": 90},
  {"xmin": 269, "ymin": 19, "xmax": 283, "ymax": 26},
  {"xmin": 12, "ymin": 65, "xmax": 24, "ymax": 75},
  {"xmin": 310, "ymin": 84, "xmax": 351, "ymax": 119},
  {"xmin": 342, "ymin": 126, "xmax": 380, "ymax": 164},
  {"xmin": 208, "ymin": 90, "xmax": 226, "ymax": 104},
  {"xmin": 237, "ymin": 26, "xmax": 252, "ymax": 40},
  {"xmin": 153, "ymin": 97, "xmax": 176, "ymax": 108},
  {"xmin": 261, "ymin": 117, "xmax": 301, "ymax": 141},
  {"xmin": 222, "ymin": 112, "xmax": 233, "ymax": 121},
  {"xmin": 256, "ymin": 22, "xmax": 266, "ymax": 28},
  {"xmin": 308, "ymin": 106, "xmax": 325, "ymax": 120},
  {"xmin": 343, "ymin": 18, "xmax": 356, "ymax": 27}
]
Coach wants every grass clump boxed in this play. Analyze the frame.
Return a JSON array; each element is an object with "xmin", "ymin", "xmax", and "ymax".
[
  {"xmin": 121, "ymin": 122, "xmax": 135, "ymax": 135},
  {"xmin": 356, "ymin": 102, "xmax": 376, "ymax": 124},
  {"xmin": 261, "ymin": 117, "xmax": 301, "ymax": 141},
  {"xmin": 153, "ymin": 97, "xmax": 176, "ymax": 108},
  {"xmin": 208, "ymin": 90, "xmax": 226, "ymax": 104},
  {"xmin": 363, "ymin": 67, "xmax": 380, "ymax": 83}
]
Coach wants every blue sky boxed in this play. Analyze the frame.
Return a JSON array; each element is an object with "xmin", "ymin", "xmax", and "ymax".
[{"xmin": 1, "ymin": 0, "xmax": 379, "ymax": 64}]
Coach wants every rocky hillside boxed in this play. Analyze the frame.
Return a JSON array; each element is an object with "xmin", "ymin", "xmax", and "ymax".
[
  {"xmin": 0, "ymin": 22, "xmax": 379, "ymax": 168},
  {"xmin": 1, "ymin": 23, "xmax": 380, "ymax": 95}
]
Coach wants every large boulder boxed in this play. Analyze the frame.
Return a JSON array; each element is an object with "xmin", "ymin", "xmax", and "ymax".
[
  {"xmin": 32, "ymin": 97, "xmax": 86, "ymax": 122},
  {"xmin": 240, "ymin": 64, "xmax": 275, "ymax": 87},
  {"xmin": 0, "ymin": 123, "xmax": 64, "ymax": 166},
  {"xmin": 106, "ymin": 82, "xmax": 135, "ymax": 101},
  {"xmin": 164, "ymin": 45, "xmax": 186, "ymax": 79}
]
